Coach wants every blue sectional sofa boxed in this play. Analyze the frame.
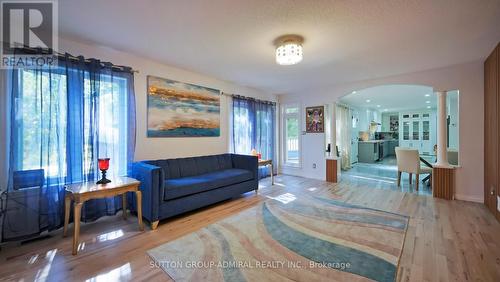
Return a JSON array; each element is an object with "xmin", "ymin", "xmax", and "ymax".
[{"xmin": 130, "ymin": 153, "xmax": 258, "ymax": 229}]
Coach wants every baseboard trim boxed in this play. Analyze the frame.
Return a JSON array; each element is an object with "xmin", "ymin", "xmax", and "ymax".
[{"xmin": 454, "ymin": 194, "xmax": 484, "ymax": 203}]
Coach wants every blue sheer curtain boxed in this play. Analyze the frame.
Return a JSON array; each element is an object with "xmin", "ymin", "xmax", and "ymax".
[
  {"xmin": 232, "ymin": 95, "xmax": 276, "ymax": 178},
  {"xmin": 2, "ymin": 55, "xmax": 136, "ymax": 241}
]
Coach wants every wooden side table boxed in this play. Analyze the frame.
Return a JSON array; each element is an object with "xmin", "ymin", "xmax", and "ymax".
[
  {"xmin": 258, "ymin": 159, "xmax": 274, "ymax": 185},
  {"xmin": 63, "ymin": 177, "xmax": 143, "ymax": 255},
  {"xmin": 326, "ymin": 157, "xmax": 339, "ymax": 183}
]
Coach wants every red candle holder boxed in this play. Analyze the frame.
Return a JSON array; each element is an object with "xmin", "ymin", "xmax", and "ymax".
[{"xmin": 96, "ymin": 158, "xmax": 111, "ymax": 184}]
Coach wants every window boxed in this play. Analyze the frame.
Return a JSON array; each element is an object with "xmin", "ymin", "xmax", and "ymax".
[
  {"xmin": 17, "ymin": 69, "xmax": 68, "ymax": 176},
  {"xmin": 14, "ymin": 68, "xmax": 130, "ymax": 180},
  {"xmin": 283, "ymin": 104, "xmax": 300, "ymax": 166},
  {"xmin": 232, "ymin": 96, "xmax": 276, "ymax": 178}
]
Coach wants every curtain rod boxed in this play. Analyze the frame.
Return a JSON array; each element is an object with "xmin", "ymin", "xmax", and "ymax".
[
  {"xmin": 222, "ymin": 92, "xmax": 276, "ymax": 105},
  {"xmin": 9, "ymin": 45, "xmax": 139, "ymax": 74}
]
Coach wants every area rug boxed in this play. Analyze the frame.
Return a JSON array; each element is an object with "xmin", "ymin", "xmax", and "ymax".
[{"xmin": 148, "ymin": 194, "xmax": 409, "ymax": 282}]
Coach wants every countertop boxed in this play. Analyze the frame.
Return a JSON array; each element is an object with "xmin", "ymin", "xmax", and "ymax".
[{"xmin": 358, "ymin": 140, "xmax": 399, "ymax": 143}]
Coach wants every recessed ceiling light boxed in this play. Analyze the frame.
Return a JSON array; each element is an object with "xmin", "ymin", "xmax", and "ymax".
[
  {"xmin": 427, "ymin": 106, "xmax": 431, "ymax": 109},
  {"xmin": 425, "ymin": 94, "xmax": 430, "ymax": 97},
  {"xmin": 383, "ymin": 109, "xmax": 388, "ymax": 111},
  {"xmin": 425, "ymin": 101, "xmax": 431, "ymax": 104},
  {"xmin": 352, "ymin": 91, "xmax": 357, "ymax": 94},
  {"xmin": 366, "ymin": 99, "xmax": 371, "ymax": 103},
  {"xmin": 376, "ymin": 105, "xmax": 381, "ymax": 108}
]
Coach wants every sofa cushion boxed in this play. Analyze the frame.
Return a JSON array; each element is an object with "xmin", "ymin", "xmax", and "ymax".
[
  {"xmin": 144, "ymin": 159, "xmax": 181, "ymax": 179},
  {"xmin": 216, "ymin": 154, "xmax": 233, "ymax": 170},
  {"xmin": 163, "ymin": 168, "xmax": 253, "ymax": 201},
  {"xmin": 144, "ymin": 154, "xmax": 235, "ymax": 179},
  {"xmin": 178, "ymin": 157, "xmax": 198, "ymax": 177}
]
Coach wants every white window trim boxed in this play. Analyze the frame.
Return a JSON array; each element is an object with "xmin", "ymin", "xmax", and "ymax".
[{"xmin": 281, "ymin": 103, "xmax": 301, "ymax": 168}]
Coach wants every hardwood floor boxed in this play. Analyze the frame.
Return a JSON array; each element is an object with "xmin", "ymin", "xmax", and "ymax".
[{"xmin": 0, "ymin": 174, "xmax": 499, "ymax": 281}]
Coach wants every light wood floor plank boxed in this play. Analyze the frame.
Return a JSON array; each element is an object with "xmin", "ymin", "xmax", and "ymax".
[{"xmin": 0, "ymin": 174, "xmax": 499, "ymax": 281}]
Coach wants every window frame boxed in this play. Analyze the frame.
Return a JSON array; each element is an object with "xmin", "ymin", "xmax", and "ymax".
[{"xmin": 281, "ymin": 103, "xmax": 301, "ymax": 168}]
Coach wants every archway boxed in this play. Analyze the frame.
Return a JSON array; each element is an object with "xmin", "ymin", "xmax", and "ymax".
[{"xmin": 331, "ymin": 84, "xmax": 459, "ymax": 194}]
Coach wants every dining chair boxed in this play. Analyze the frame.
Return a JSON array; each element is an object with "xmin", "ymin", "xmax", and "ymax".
[{"xmin": 395, "ymin": 147, "xmax": 432, "ymax": 190}]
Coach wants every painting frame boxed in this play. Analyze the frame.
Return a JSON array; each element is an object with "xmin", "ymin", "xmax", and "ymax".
[
  {"xmin": 147, "ymin": 75, "xmax": 221, "ymax": 137},
  {"xmin": 305, "ymin": 106, "xmax": 325, "ymax": 133}
]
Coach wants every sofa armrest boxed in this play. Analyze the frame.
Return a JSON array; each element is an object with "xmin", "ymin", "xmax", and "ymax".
[
  {"xmin": 130, "ymin": 162, "xmax": 163, "ymax": 222},
  {"xmin": 232, "ymin": 154, "xmax": 258, "ymax": 180}
]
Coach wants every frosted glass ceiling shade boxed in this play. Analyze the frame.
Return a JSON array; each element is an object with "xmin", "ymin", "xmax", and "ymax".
[{"xmin": 275, "ymin": 35, "xmax": 304, "ymax": 65}]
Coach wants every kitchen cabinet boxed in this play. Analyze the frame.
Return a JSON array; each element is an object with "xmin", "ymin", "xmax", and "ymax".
[
  {"xmin": 387, "ymin": 140, "xmax": 399, "ymax": 156},
  {"xmin": 382, "ymin": 141, "xmax": 389, "ymax": 158},
  {"xmin": 358, "ymin": 141, "xmax": 380, "ymax": 163},
  {"xmin": 399, "ymin": 111, "xmax": 436, "ymax": 154}
]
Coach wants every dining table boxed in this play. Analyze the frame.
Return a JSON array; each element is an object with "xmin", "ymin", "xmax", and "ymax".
[{"xmin": 419, "ymin": 155, "xmax": 435, "ymax": 186}]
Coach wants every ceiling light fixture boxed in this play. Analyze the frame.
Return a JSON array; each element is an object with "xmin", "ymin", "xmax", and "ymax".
[
  {"xmin": 426, "ymin": 101, "xmax": 430, "ymax": 104},
  {"xmin": 425, "ymin": 94, "xmax": 431, "ymax": 97},
  {"xmin": 352, "ymin": 91, "xmax": 357, "ymax": 94},
  {"xmin": 275, "ymin": 35, "xmax": 304, "ymax": 65},
  {"xmin": 384, "ymin": 109, "xmax": 388, "ymax": 111},
  {"xmin": 376, "ymin": 105, "xmax": 381, "ymax": 108},
  {"xmin": 427, "ymin": 106, "xmax": 431, "ymax": 109},
  {"xmin": 366, "ymin": 99, "xmax": 371, "ymax": 103}
]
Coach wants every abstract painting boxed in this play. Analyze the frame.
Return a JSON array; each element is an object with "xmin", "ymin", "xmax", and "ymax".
[
  {"xmin": 147, "ymin": 76, "xmax": 220, "ymax": 137},
  {"xmin": 306, "ymin": 106, "xmax": 324, "ymax": 133}
]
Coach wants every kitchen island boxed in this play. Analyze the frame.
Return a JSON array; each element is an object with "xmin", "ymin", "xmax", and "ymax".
[{"xmin": 358, "ymin": 140, "xmax": 399, "ymax": 163}]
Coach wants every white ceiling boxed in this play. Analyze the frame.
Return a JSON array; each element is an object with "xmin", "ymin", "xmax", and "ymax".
[
  {"xmin": 339, "ymin": 84, "xmax": 436, "ymax": 112},
  {"xmin": 58, "ymin": 0, "xmax": 500, "ymax": 95}
]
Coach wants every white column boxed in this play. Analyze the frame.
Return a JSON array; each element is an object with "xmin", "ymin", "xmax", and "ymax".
[
  {"xmin": 435, "ymin": 91, "xmax": 449, "ymax": 167},
  {"xmin": 330, "ymin": 102, "xmax": 336, "ymax": 155}
]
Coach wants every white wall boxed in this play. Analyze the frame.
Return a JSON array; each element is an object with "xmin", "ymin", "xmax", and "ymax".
[
  {"xmin": 280, "ymin": 101, "xmax": 327, "ymax": 180},
  {"xmin": 279, "ymin": 61, "xmax": 484, "ymax": 203},
  {"xmin": 59, "ymin": 38, "xmax": 276, "ymax": 161}
]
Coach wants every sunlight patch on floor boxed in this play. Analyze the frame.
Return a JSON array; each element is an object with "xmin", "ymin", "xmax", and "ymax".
[
  {"xmin": 85, "ymin": 263, "xmax": 132, "ymax": 282},
  {"xmin": 266, "ymin": 193, "xmax": 297, "ymax": 204},
  {"xmin": 97, "ymin": 229, "xmax": 124, "ymax": 242},
  {"xmin": 34, "ymin": 249, "xmax": 57, "ymax": 282},
  {"xmin": 28, "ymin": 254, "xmax": 39, "ymax": 265},
  {"xmin": 348, "ymin": 175, "xmax": 396, "ymax": 184}
]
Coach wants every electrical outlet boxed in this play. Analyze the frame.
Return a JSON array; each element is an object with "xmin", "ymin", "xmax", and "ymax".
[{"xmin": 312, "ymin": 163, "xmax": 316, "ymax": 169}]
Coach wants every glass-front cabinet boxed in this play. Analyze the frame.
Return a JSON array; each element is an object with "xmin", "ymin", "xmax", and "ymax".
[{"xmin": 399, "ymin": 111, "xmax": 436, "ymax": 155}]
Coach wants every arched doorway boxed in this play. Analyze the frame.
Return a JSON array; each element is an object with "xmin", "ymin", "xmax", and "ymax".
[{"xmin": 333, "ymin": 84, "xmax": 459, "ymax": 194}]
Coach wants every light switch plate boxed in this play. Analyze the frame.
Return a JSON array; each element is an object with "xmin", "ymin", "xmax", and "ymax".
[{"xmin": 497, "ymin": 196, "xmax": 500, "ymax": 212}]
